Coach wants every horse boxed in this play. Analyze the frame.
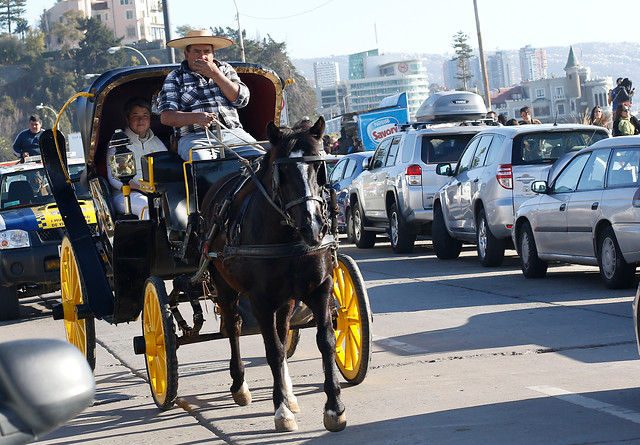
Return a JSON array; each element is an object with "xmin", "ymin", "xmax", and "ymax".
[{"xmin": 200, "ymin": 116, "xmax": 346, "ymax": 432}]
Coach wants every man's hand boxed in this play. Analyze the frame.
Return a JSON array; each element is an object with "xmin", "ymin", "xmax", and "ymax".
[
  {"xmin": 192, "ymin": 59, "xmax": 220, "ymax": 80},
  {"xmin": 194, "ymin": 112, "xmax": 217, "ymax": 128}
]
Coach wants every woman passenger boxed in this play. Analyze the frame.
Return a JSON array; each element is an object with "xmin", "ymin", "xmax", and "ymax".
[
  {"xmin": 587, "ymin": 106, "xmax": 608, "ymax": 128},
  {"xmin": 612, "ymin": 103, "xmax": 640, "ymax": 136}
]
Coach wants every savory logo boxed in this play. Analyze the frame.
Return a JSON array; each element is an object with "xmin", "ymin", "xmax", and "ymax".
[{"xmin": 367, "ymin": 117, "xmax": 401, "ymax": 143}]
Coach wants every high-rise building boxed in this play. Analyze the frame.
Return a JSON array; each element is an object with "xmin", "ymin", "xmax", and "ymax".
[
  {"xmin": 349, "ymin": 49, "xmax": 379, "ymax": 80},
  {"xmin": 519, "ymin": 45, "xmax": 548, "ymax": 82},
  {"xmin": 314, "ymin": 62, "xmax": 340, "ymax": 89}
]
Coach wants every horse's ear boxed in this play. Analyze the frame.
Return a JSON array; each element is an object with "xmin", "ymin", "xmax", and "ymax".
[
  {"xmin": 309, "ymin": 116, "xmax": 325, "ymax": 140},
  {"xmin": 266, "ymin": 121, "xmax": 281, "ymax": 145}
]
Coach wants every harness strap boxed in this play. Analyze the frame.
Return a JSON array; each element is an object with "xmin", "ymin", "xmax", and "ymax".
[{"xmin": 219, "ymin": 235, "xmax": 337, "ymax": 260}]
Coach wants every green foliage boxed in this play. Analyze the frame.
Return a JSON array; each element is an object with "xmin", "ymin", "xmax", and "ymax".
[
  {"xmin": 0, "ymin": 33, "xmax": 20, "ymax": 64},
  {"xmin": 0, "ymin": 137, "xmax": 13, "ymax": 161},
  {"xmin": 0, "ymin": 0, "xmax": 26, "ymax": 34},
  {"xmin": 210, "ymin": 27, "xmax": 317, "ymax": 123},
  {"xmin": 452, "ymin": 30, "xmax": 473, "ymax": 90}
]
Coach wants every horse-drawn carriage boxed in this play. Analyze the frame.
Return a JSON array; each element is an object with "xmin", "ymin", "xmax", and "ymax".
[{"xmin": 40, "ymin": 63, "xmax": 372, "ymax": 432}]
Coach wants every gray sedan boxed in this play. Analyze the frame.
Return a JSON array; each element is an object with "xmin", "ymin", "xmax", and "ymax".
[{"xmin": 513, "ymin": 136, "xmax": 640, "ymax": 289}]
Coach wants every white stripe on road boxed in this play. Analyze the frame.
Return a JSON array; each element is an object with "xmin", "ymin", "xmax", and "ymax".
[
  {"xmin": 528, "ymin": 385, "xmax": 640, "ymax": 425},
  {"xmin": 373, "ymin": 335, "xmax": 427, "ymax": 354}
]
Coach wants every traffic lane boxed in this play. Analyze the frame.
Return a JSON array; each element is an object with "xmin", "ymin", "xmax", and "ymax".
[{"xmin": 340, "ymin": 243, "xmax": 636, "ymax": 364}]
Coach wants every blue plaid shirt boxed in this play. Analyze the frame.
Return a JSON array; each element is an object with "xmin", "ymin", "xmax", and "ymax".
[{"xmin": 157, "ymin": 60, "xmax": 250, "ymax": 136}]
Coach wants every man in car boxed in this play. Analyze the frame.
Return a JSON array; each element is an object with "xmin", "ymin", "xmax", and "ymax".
[
  {"xmin": 157, "ymin": 30, "xmax": 257, "ymax": 160},
  {"xmin": 12, "ymin": 115, "xmax": 43, "ymax": 160}
]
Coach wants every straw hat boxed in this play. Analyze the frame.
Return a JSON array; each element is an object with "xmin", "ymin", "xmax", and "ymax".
[{"xmin": 166, "ymin": 30, "xmax": 233, "ymax": 51}]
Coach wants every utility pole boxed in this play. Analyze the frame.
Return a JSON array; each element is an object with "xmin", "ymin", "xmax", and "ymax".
[
  {"xmin": 162, "ymin": 0, "xmax": 175, "ymax": 63},
  {"xmin": 232, "ymin": 0, "xmax": 246, "ymax": 62},
  {"xmin": 473, "ymin": 0, "xmax": 491, "ymax": 109}
]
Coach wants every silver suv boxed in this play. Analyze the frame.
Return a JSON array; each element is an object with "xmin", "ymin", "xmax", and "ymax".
[
  {"xmin": 432, "ymin": 124, "xmax": 610, "ymax": 266},
  {"xmin": 349, "ymin": 123, "xmax": 487, "ymax": 253}
]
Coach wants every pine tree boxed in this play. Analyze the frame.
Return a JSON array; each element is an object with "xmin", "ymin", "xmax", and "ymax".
[
  {"xmin": 0, "ymin": 0, "xmax": 26, "ymax": 34},
  {"xmin": 452, "ymin": 31, "xmax": 473, "ymax": 90}
]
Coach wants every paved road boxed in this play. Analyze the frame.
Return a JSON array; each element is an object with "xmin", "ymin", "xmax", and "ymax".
[{"xmin": 3, "ymin": 239, "xmax": 640, "ymax": 444}]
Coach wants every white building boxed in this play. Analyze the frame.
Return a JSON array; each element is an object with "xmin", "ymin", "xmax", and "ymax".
[
  {"xmin": 491, "ymin": 47, "xmax": 612, "ymax": 123},
  {"xmin": 43, "ymin": 0, "xmax": 165, "ymax": 51},
  {"xmin": 314, "ymin": 62, "xmax": 340, "ymax": 89},
  {"xmin": 346, "ymin": 54, "xmax": 430, "ymax": 120}
]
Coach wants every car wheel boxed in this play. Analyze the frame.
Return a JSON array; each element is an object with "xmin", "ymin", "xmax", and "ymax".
[
  {"xmin": 476, "ymin": 208, "xmax": 505, "ymax": 267},
  {"xmin": 389, "ymin": 203, "xmax": 415, "ymax": 254},
  {"xmin": 432, "ymin": 204, "xmax": 462, "ymax": 259},
  {"xmin": 519, "ymin": 221, "xmax": 547, "ymax": 278},
  {"xmin": 0, "ymin": 285, "xmax": 19, "ymax": 321},
  {"xmin": 353, "ymin": 202, "xmax": 375, "ymax": 248},
  {"xmin": 598, "ymin": 226, "xmax": 636, "ymax": 289},
  {"xmin": 346, "ymin": 209, "xmax": 355, "ymax": 243}
]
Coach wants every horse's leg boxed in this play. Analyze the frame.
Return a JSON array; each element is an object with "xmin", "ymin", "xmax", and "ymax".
[
  {"xmin": 276, "ymin": 301, "xmax": 299, "ymax": 413},
  {"xmin": 302, "ymin": 278, "xmax": 346, "ymax": 432},
  {"xmin": 253, "ymin": 297, "xmax": 298, "ymax": 432},
  {"xmin": 211, "ymin": 274, "xmax": 251, "ymax": 406}
]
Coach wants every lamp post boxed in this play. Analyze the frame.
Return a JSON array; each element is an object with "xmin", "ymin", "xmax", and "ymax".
[
  {"xmin": 36, "ymin": 103, "xmax": 59, "ymax": 122},
  {"xmin": 108, "ymin": 46, "xmax": 149, "ymax": 65},
  {"xmin": 231, "ymin": 0, "xmax": 246, "ymax": 62},
  {"xmin": 342, "ymin": 94, "xmax": 352, "ymax": 114},
  {"xmin": 473, "ymin": 0, "xmax": 491, "ymax": 109}
]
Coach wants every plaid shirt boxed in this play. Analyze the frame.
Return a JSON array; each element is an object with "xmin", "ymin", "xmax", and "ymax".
[{"xmin": 157, "ymin": 60, "xmax": 250, "ymax": 136}]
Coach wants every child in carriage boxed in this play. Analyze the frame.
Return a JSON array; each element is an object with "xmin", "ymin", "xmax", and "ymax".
[{"xmin": 107, "ymin": 97, "xmax": 167, "ymax": 219}]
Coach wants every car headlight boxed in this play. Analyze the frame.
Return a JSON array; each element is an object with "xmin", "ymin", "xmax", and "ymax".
[{"xmin": 0, "ymin": 230, "xmax": 30, "ymax": 249}]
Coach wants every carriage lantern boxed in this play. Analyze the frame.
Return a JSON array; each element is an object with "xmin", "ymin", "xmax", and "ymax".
[{"xmin": 108, "ymin": 129, "xmax": 136, "ymax": 215}]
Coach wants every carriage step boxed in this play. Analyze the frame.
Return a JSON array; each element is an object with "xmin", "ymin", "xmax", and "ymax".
[{"xmin": 133, "ymin": 336, "xmax": 146, "ymax": 355}]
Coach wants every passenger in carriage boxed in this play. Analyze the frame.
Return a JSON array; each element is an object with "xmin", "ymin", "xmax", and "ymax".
[
  {"xmin": 107, "ymin": 97, "xmax": 168, "ymax": 219},
  {"xmin": 157, "ymin": 30, "xmax": 259, "ymax": 161}
]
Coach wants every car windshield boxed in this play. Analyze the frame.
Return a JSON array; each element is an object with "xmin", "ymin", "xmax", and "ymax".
[
  {"xmin": 421, "ymin": 134, "xmax": 475, "ymax": 164},
  {"xmin": 0, "ymin": 164, "xmax": 88, "ymax": 209},
  {"xmin": 513, "ymin": 130, "xmax": 609, "ymax": 165}
]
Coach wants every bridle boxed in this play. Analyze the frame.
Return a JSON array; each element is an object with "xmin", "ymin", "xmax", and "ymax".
[{"xmin": 271, "ymin": 155, "xmax": 328, "ymax": 228}]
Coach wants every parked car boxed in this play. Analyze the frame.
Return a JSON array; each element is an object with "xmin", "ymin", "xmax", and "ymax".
[
  {"xmin": 0, "ymin": 155, "xmax": 96, "ymax": 320},
  {"xmin": 513, "ymin": 135, "xmax": 640, "ymax": 288},
  {"xmin": 327, "ymin": 151, "xmax": 373, "ymax": 241},
  {"xmin": 433, "ymin": 124, "xmax": 611, "ymax": 266},
  {"xmin": 349, "ymin": 91, "xmax": 490, "ymax": 253},
  {"xmin": 323, "ymin": 154, "xmax": 344, "ymax": 175}
]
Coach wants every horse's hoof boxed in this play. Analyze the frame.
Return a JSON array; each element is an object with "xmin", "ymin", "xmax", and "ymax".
[
  {"xmin": 323, "ymin": 409, "xmax": 347, "ymax": 432},
  {"xmin": 288, "ymin": 394, "xmax": 300, "ymax": 413},
  {"xmin": 232, "ymin": 381, "xmax": 252, "ymax": 406},
  {"xmin": 275, "ymin": 404, "xmax": 298, "ymax": 432}
]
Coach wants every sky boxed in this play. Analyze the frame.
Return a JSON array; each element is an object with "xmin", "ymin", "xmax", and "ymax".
[{"xmin": 24, "ymin": 0, "xmax": 637, "ymax": 60}]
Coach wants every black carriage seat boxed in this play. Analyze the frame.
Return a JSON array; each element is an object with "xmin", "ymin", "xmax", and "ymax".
[
  {"xmin": 140, "ymin": 151, "xmax": 190, "ymax": 231},
  {"xmin": 7, "ymin": 181, "xmax": 34, "ymax": 206}
]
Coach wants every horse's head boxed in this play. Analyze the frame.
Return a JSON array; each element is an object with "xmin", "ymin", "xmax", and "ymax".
[{"xmin": 266, "ymin": 116, "xmax": 329, "ymax": 247}]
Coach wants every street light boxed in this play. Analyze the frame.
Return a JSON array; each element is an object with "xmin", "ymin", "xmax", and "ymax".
[
  {"xmin": 36, "ymin": 103, "xmax": 58, "ymax": 120},
  {"xmin": 231, "ymin": 0, "xmax": 246, "ymax": 62},
  {"xmin": 108, "ymin": 46, "xmax": 149, "ymax": 65},
  {"xmin": 342, "ymin": 94, "xmax": 352, "ymax": 114}
]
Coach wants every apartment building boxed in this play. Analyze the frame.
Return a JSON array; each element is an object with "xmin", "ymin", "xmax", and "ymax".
[{"xmin": 43, "ymin": 0, "xmax": 165, "ymax": 51}]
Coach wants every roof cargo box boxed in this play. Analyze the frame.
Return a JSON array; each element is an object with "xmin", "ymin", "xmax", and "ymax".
[{"xmin": 415, "ymin": 91, "xmax": 487, "ymax": 123}]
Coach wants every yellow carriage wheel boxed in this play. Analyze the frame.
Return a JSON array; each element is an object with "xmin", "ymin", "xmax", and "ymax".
[
  {"xmin": 332, "ymin": 253, "xmax": 372, "ymax": 384},
  {"xmin": 286, "ymin": 329, "xmax": 301, "ymax": 359},
  {"xmin": 142, "ymin": 276, "xmax": 178, "ymax": 410},
  {"xmin": 60, "ymin": 236, "xmax": 96, "ymax": 370}
]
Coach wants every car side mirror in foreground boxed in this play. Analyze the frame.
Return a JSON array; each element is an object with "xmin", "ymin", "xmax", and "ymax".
[
  {"xmin": 0, "ymin": 339, "xmax": 95, "ymax": 444},
  {"xmin": 362, "ymin": 158, "xmax": 371, "ymax": 170},
  {"xmin": 436, "ymin": 163, "xmax": 453, "ymax": 176},
  {"xmin": 531, "ymin": 180, "xmax": 548, "ymax": 194}
]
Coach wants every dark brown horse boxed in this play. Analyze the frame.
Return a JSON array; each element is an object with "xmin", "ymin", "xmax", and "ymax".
[{"xmin": 200, "ymin": 116, "xmax": 346, "ymax": 432}]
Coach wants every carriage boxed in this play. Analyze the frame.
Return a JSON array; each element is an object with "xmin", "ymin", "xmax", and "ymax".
[{"xmin": 40, "ymin": 62, "xmax": 372, "ymax": 432}]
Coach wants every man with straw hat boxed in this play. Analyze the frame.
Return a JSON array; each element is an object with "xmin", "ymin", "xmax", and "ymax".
[{"xmin": 158, "ymin": 29, "xmax": 258, "ymax": 160}]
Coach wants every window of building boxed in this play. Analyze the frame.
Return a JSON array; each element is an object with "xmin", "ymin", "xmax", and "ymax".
[
  {"xmin": 557, "ymin": 104, "xmax": 565, "ymax": 115},
  {"xmin": 571, "ymin": 101, "xmax": 576, "ymax": 112},
  {"xmin": 126, "ymin": 10, "xmax": 134, "ymax": 20},
  {"xmin": 126, "ymin": 25, "xmax": 136, "ymax": 37},
  {"xmin": 512, "ymin": 93, "xmax": 522, "ymax": 100},
  {"xmin": 536, "ymin": 88, "xmax": 545, "ymax": 98},
  {"xmin": 533, "ymin": 106, "xmax": 550, "ymax": 117},
  {"xmin": 555, "ymin": 86, "xmax": 564, "ymax": 98},
  {"xmin": 96, "ymin": 14, "xmax": 101, "ymax": 22}
]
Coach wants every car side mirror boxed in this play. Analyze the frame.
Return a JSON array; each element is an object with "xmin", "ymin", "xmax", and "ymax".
[
  {"xmin": 531, "ymin": 180, "xmax": 548, "ymax": 194},
  {"xmin": 0, "ymin": 339, "xmax": 95, "ymax": 443},
  {"xmin": 362, "ymin": 158, "xmax": 371, "ymax": 170},
  {"xmin": 436, "ymin": 163, "xmax": 453, "ymax": 176}
]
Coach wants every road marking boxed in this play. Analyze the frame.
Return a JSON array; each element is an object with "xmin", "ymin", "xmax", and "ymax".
[
  {"xmin": 528, "ymin": 385, "xmax": 640, "ymax": 425},
  {"xmin": 373, "ymin": 335, "xmax": 427, "ymax": 354}
]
